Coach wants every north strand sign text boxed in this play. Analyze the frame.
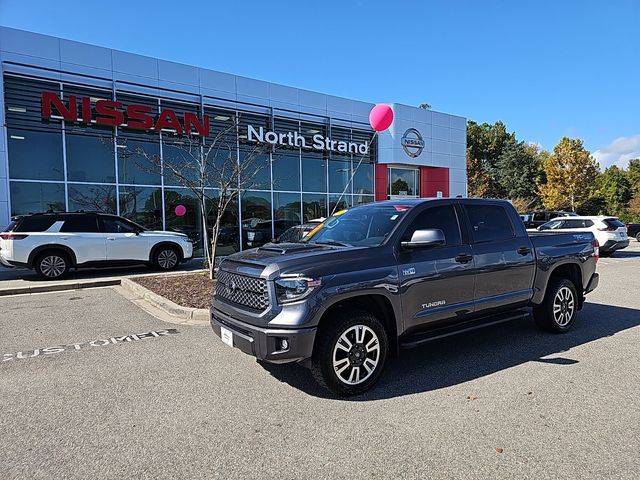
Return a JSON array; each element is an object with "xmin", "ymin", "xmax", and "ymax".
[{"xmin": 247, "ymin": 125, "xmax": 370, "ymax": 154}]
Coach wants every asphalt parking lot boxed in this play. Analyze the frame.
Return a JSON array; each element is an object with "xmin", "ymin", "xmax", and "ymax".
[{"xmin": 1, "ymin": 243, "xmax": 639, "ymax": 479}]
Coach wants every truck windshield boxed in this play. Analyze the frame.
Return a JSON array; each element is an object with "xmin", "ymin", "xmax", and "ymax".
[{"xmin": 304, "ymin": 204, "xmax": 411, "ymax": 247}]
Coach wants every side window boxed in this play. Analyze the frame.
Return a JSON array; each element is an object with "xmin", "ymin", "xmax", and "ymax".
[
  {"xmin": 533, "ymin": 213, "xmax": 546, "ymax": 222},
  {"xmin": 403, "ymin": 205, "xmax": 461, "ymax": 246},
  {"xmin": 102, "ymin": 217, "xmax": 135, "ymax": 234},
  {"xmin": 465, "ymin": 204, "xmax": 515, "ymax": 243},
  {"xmin": 14, "ymin": 216, "xmax": 58, "ymax": 232},
  {"xmin": 60, "ymin": 216, "xmax": 100, "ymax": 233},
  {"xmin": 564, "ymin": 219, "xmax": 583, "ymax": 229},
  {"xmin": 583, "ymin": 220, "xmax": 594, "ymax": 227}
]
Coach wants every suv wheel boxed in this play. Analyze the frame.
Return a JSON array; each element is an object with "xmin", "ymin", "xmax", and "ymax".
[
  {"xmin": 35, "ymin": 252, "xmax": 70, "ymax": 280},
  {"xmin": 635, "ymin": 232, "xmax": 640, "ymax": 242},
  {"xmin": 154, "ymin": 246, "xmax": 179, "ymax": 270},
  {"xmin": 311, "ymin": 310, "xmax": 388, "ymax": 396},
  {"xmin": 533, "ymin": 278, "xmax": 578, "ymax": 333}
]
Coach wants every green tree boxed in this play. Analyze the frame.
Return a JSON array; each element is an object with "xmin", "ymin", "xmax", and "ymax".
[
  {"xmin": 626, "ymin": 158, "xmax": 640, "ymax": 194},
  {"xmin": 539, "ymin": 137, "xmax": 599, "ymax": 212},
  {"xmin": 466, "ymin": 120, "xmax": 517, "ymax": 198},
  {"xmin": 596, "ymin": 166, "xmax": 632, "ymax": 216},
  {"xmin": 495, "ymin": 142, "xmax": 545, "ymax": 202}
]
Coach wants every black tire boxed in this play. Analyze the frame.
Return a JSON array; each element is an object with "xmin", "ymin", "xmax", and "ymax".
[
  {"xmin": 153, "ymin": 246, "xmax": 180, "ymax": 271},
  {"xmin": 635, "ymin": 232, "xmax": 640, "ymax": 242},
  {"xmin": 34, "ymin": 251, "xmax": 70, "ymax": 280},
  {"xmin": 311, "ymin": 309, "xmax": 388, "ymax": 396},
  {"xmin": 533, "ymin": 278, "xmax": 578, "ymax": 333}
]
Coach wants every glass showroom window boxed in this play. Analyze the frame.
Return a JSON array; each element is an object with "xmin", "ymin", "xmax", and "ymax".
[
  {"xmin": 353, "ymin": 161, "xmax": 374, "ymax": 195},
  {"xmin": 272, "ymin": 154, "xmax": 300, "ymax": 191},
  {"xmin": 5, "ymin": 76, "xmax": 65, "ymax": 182},
  {"xmin": 303, "ymin": 193, "xmax": 327, "ymax": 222},
  {"xmin": 9, "ymin": 182, "xmax": 65, "ymax": 215},
  {"xmin": 302, "ymin": 156, "xmax": 327, "ymax": 192},
  {"xmin": 67, "ymin": 184, "xmax": 116, "ymax": 214},
  {"xmin": 329, "ymin": 194, "xmax": 352, "ymax": 216},
  {"xmin": 206, "ymin": 194, "xmax": 239, "ymax": 257},
  {"xmin": 241, "ymin": 190, "xmax": 272, "ymax": 249},
  {"xmin": 63, "ymin": 85, "xmax": 116, "ymax": 183},
  {"xmin": 389, "ymin": 167, "xmax": 419, "ymax": 197},
  {"xmin": 273, "ymin": 192, "xmax": 301, "ymax": 237},
  {"xmin": 164, "ymin": 188, "xmax": 204, "ymax": 255},
  {"xmin": 116, "ymin": 92, "xmax": 161, "ymax": 186},
  {"xmin": 329, "ymin": 158, "xmax": 351, "ymax": 194},
  {"xmin": 119, "ymin": 186, "xmax": 163, "ymax": 230}
]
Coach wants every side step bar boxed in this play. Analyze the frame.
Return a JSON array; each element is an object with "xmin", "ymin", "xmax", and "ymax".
[{"xmin": 400, "ymin": 309, "xmax": 531, "ymax": 349}]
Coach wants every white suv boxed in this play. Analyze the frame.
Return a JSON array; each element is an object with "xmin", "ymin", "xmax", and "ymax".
[
  {"xmin": 534, "ymin": 215, "xmax": 629, "ymax": 256},
  {"xmin": 0, "ymin": 213, "xmax": 194, "ymax": 279}
]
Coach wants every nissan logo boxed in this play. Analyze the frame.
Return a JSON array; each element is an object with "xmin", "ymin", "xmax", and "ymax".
[{"xmin": 401, "ymin": 128, "xmax": 425, "ymax": 158}]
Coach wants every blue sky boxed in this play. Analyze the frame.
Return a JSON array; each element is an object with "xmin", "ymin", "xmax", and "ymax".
[{"xmin": 1, "ymin": 0, "xmax": 639, "ymax": 168}]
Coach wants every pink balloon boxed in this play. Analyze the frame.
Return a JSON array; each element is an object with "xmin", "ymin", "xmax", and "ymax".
[
  {"xmin": 369, "ymin": 104, "xmax": 394, "ymax": 132},
  {"xmin": 174, "ymin": 204, "xmax": 187, "ymax": 217}
]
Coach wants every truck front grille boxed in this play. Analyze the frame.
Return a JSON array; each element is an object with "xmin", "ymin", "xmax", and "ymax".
[{"xmin": 215, "ymin": 270, "xmax": 269, "ymax": 311}]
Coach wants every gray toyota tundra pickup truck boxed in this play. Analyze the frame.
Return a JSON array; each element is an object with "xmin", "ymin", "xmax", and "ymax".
[{"xmin": 210, "ymin": 198, "xmax": 599, "ymax": 396}]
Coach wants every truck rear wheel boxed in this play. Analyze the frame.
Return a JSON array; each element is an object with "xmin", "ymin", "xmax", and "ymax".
[
  {"xmin": 311, "ymin": 310, "xmax": 388, "ymax": 396},
  {"xmin": 533, "ymin": 278, "xmax": 578, "ymax": 333}
]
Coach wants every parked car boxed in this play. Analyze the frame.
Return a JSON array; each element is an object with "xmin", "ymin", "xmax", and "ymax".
[
  {"xmin": 534, "ymin": 216, "xmax": 629, "ymax": 256},
  {"xmin": 210, "ymin": 198, "xmax": 599, "ymax": 396},
  {"xmin": 0, "ymin": 212, "xmax": 193, "ymax": 279},
  {"xmin": 521, "ymin": 210, "xmax": 577, "ymax": 229},
  {"xmin": 625, "ymin": 223, "xmax": 640, "ymax": 242},
  {"xmin": 276, "ymin": 221, "xmax": 322, "ymax": 243}
]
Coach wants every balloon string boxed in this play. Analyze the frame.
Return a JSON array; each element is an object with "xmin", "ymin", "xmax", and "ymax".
[{"xmin": 330, "ymin": 130, "xmax": 379, "ymax": 217}]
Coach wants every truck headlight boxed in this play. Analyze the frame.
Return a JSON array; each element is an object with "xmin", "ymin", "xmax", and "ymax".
[{"xmin": 275, "ymin": 276, "xmax": 321, "ymax": 304}]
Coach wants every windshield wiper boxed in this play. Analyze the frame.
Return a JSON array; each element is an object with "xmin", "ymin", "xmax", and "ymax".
[{"xmin": 313, "ymin": 240, "xmax": 351, "ymax": 247}]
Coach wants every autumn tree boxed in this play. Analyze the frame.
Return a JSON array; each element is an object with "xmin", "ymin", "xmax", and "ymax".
[{"xmin": 539, "ymin": 137, "xmax": 599, "ymax": 212}]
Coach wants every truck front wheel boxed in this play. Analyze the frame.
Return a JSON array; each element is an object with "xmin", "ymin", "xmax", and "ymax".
[
  {"xmin": 311, "ymin": 310, "xmax": 388, "ymax": 396},
  {"xmin": 533, "ymin": 278, "xmax": 578, "ymax": 333}
]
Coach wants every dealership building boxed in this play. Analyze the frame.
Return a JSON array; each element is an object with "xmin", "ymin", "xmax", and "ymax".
[{"xmin": 0, "ymin": 26, "xmax": 467, "ymax": 254}]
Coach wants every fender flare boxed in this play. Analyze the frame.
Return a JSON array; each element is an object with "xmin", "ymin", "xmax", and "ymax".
[
  {"xmin": 28, "ymin": 244, "xmax": 78, "ymax": 268},
  {"xmin": 149, "ymin": 241, "xmax": 184, "ymax": 263}
]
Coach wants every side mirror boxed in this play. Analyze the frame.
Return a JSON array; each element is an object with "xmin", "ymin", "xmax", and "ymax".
[{"xmin": 401, "ymin": 229, "xmax": 446, "ymax": 249}]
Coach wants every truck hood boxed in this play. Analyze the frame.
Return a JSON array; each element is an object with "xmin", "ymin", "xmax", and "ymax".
[{"xmin": 220, "ymin": 242, "xmax": 370, "ymax": 279}]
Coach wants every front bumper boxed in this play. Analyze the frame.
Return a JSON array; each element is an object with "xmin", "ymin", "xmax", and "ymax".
[
  {"xmin": 601, "ymin": 238, "xmax": 629, "ymax": 252},
  {"xmin": 210, "ymin": 306, "xmax": 316, "ymax": 364}
]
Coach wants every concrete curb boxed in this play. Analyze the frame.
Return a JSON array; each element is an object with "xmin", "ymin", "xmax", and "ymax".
[
  {"xmin": 120, "ymin": 278, "xmax": 209, "ymax": 325},
  {"xmin": 0, "ymin": 279, "xmax": 122, "ymax": 296}
]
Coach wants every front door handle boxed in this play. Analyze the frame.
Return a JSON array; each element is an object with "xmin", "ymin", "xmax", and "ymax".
[
  {"xmin": 107, "ymin": 237, "xmax": 116, "ymax": 241},
  {"xmin": 455, "ymin": 253, "xmax": 473, "ymax": 264},
  {"xmin": 517, "ymin": 246, "xmax": 531, "ymax": 256}
]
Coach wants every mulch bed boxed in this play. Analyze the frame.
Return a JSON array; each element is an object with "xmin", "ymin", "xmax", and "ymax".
[{"xmin": 133, "ymin": 272, "xmax": 215, "ymax": 309}]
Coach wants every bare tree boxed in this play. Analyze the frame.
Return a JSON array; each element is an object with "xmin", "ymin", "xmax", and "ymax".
[{"xmin": 121, "ymin": 115, "xmax": 268, "ymax": 278}]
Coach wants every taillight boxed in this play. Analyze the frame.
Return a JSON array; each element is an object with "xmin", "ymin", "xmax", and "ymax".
[
  {"xmin": 593, "ymin": 239, "xmax": 599, "ymax": 264},
  {"xmin": 0, "ymin": 233, "xmax": 29, "ymax": 240}
]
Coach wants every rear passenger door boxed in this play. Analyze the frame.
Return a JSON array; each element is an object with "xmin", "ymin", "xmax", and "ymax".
[
  {"xmin": 396, "ymin": 203, "xmax": 475, "ymax": 332},
  {"xmin": 58, "ymin": 216, "xmax": 106, "ymax": 264},
  {"xmin": 462, "ymin": 202, "xmax": 535, "ymax": 314}
]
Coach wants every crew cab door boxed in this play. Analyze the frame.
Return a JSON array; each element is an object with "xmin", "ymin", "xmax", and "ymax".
[
  {"xmin": 395, "ymin": 202, "xmax": 475, "ymax": 332},
  {"xmin": 100, "ymin": 216, "xmax": 149, "ymax": 261},
  {"xmin": 461, "ymin": 201, "xmax": 535, "ymax": 313}
]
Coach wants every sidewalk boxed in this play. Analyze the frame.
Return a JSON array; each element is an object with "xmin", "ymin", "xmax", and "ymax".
[{"xmin": 0, "ymin": 259, "xmax": 206, "ymax": 296}]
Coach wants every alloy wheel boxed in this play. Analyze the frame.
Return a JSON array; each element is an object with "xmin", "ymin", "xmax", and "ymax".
[
  {"xmin": 157, "ymin": 249, "xmax": 178, "ymax": 269},
  {"xmin": 332, "ymin": 324, "xmax": 380, "ymax": 385},
  {"xmin": 40, "ymin": 255, "xmax": 67, "ymax": 278},
  {"xmin": 553, "ymin": 286, "xmax": 575, "ymax": 327}
]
